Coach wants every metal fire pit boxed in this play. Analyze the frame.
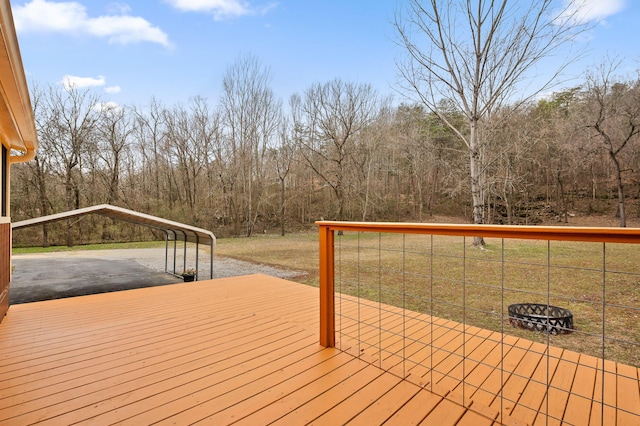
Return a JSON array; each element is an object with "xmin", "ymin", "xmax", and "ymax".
[{"xmin": 508, "ymin": 303, "xmax": 573, "ymax": 335}]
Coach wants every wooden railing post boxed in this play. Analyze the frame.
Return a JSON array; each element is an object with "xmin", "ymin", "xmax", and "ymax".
[
  {"xmin": 0, "ymin": 222, "xmax": 10, "ymax": 322},
  {"xmin": 318, "ymin": 223, "xmax": 335, "ymax": 347}
]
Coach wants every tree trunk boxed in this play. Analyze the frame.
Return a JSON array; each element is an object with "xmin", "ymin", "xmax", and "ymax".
[
  {"xmin": 336, "ymin": 185, "xmax": 345, "ymax": 221},
  {"xmin": 34, "ymin": 157, "xmax": 50, "ymax": 247},
  {"xmin": 469, "ymin": 120, "xmax": 485, "ymax": 246},
  {"xmin": 64, "ymin": 172, "xmax": 75, "ymax": 247},
  {"xmin": 610, "ymin": 154, "xmax": 626, "ymax": 227},
  {"xmin": 362, "ymin": 158, "xmax": 372, "ymax": 222},
  {"xmin": 280, "ymin": 177, "xmax": 286, "ymax": 236},
  {"xmin": 556, "ymin": 162, "xmax": 568, "ymax": 223},
  {"xmin": 41, "ymin": 223, "xmax": 49, "ymax": 248}
]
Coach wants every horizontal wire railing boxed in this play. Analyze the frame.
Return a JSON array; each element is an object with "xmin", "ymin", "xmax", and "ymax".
[{"xmin": 317, "ymin": 221, "xmax": 640, "ymax": 425}]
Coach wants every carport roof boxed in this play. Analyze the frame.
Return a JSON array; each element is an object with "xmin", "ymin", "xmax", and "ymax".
[{"xmin": 12, "ymin": 204, "xmax": 216, "ymax": 245}]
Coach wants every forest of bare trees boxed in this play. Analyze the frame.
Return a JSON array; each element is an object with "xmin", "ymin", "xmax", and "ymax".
[{"xmin": 10, "ymin": 50, "xmax": 640, "ymax": 247}]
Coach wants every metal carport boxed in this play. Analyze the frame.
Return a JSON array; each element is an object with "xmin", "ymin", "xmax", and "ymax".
[{"xmin": 11, "ymin": 204, "xmax": 216, "ymax": 280}]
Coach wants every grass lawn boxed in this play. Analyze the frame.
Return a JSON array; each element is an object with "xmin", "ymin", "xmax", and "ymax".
[
  {"xmin": 12, "ymin": 240, "xmax": 166, "ymax": 254},
  {"xmin": 214, "ymin": 232, "xmax": 320, "ymax": 286}
]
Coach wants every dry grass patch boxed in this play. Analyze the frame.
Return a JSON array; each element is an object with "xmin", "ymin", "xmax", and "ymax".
[{"xmin": 215, "ymin": 232, "xmax": 320, "ymax": 286}]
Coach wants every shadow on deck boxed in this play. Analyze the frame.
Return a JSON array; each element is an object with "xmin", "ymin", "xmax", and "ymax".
[{"xmin": 0, "ymin": 275, "xmax": 638, "ymax": 425}]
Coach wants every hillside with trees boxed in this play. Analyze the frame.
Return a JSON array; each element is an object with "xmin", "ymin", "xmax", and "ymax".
[
  {"xmin": 11, "ymin": 59, "xmax": 640, "ymax": 247},
  {"xmin": 10, "ymin": 1, "xmax": 640, "ymax": 247}
]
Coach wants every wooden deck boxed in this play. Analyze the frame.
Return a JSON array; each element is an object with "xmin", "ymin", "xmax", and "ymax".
[{"xmin": 0, "ymin": 274, "xmax": 638, "ymax": 425}]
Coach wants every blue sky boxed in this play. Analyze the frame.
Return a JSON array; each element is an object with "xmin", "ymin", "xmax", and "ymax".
[{"xmin": 11, "ymin": 0, "xmax": 640, "ymax": 108}]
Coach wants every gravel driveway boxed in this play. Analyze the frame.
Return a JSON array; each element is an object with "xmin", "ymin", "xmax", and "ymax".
[{"xmin": 10, "ymin": 248, "xmax": 305, "ymax": 304}]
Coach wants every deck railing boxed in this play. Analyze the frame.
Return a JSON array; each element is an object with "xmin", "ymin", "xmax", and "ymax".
[{"xmin": 317, "ymin": 221, "xmax": 640, "ymax": 425}]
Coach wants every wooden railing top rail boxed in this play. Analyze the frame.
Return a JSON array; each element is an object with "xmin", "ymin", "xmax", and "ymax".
[
  {"xmin": 316, "ymin": 221, "xmax": 640, "ymax": 244},
  {"xmin": 317, "ymin": 220, "xmax": 640, "ymax": 346}
]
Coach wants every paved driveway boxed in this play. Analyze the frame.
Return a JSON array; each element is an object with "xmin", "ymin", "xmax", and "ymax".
[
  {"xmin": 9, "ymin": 248, "xmax": 304, "ymax": 305},
  {"xmin": 10, "ymin": 252, "xmax": 183, "ymax": 304}
]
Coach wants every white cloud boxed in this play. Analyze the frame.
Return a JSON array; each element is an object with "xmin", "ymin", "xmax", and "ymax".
[
  {"xmin": 13, "ymin": 0, "xmax": 171, "ymax": 47},
  {"xmin": 61, "ymin": 74, "xmax": 106, "ymax": 90},
  {"xmin": 62, "ymin": 76, "xmax": 123, "ymax": 95},
  {"xmin": 165, "ymin": 0, "xmax": 276, "ymax": 20},
  {"xmin": 92, "ymin": 101, "xmax": 121, "ymax": 113},
  {"xmin": 87, "ymin": 15, "xmax": 170, "ymax": 45},
  {"xmin": 560, "ymin": 0, "xmax": 626, "ymax": 24},
  {"xmin": 106, "ymin": 3, "xmax": 132, "ymax": 15}
]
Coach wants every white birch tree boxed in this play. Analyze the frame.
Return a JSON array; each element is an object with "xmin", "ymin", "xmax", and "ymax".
[{"xmin": 394, "ymin": 0, "xmax": 588, "ymax": 244}]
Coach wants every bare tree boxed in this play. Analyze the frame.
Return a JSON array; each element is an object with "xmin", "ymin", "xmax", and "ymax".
[
  {"xmin": 22, "ymin": 86, "xmax": 53, "ymax": 245},
  {"xmin": 133, "ymin": 98, "xmax": 168, "ymax": 209},
  {"xmin": 220, "ymin": 54, "xmax": 282, "ymax": 236},
  {"xmin": 485, "ymin": 107, "xmax": 542, "ymax": 224},
  {"xmin": 31, "ymin": 83, "xmax": 102, "ymax": 246},
  {"xmin": 582, "ymin": 62, "xmax": 640, "ymax": 227},
  {"xmin": 163, "ymin": 97, "xmax": 216, "ymax": 216},
  {"xmin": 191, "ymin": 98, "xmax": 222, "ymax": 222},
  {"xmin": 350, "ymin": 100, "xmax": 392, "ymax": 221},
  {"xmin": 291, "ymin": 79, "xmax": 383, "ymax": 221},
  {"xmin": 392, "ymin": 103, "xmax": 465, "ymax": 221},
  {"xmin": 97, "ymin": 104, "xmax": 134, "ymax": 205},
  {"xmin": 394, "ymin": 0, "xmax": 588, "ymax": 244},
  {"xmin": 273, "ymin": 119, "xmax": 295, "ymax": 236},
  {"xmin": 533, "ymin": 88, "xmax": 585, "ymax": 223}
]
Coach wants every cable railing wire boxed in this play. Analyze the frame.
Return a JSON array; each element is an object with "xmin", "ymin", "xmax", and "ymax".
[{"xmin": 319, "ymin": 222, "xmax": 640, "ymax": 425}]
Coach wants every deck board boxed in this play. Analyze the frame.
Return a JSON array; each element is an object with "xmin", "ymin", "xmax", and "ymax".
[
  {"xmin": 232, "ymin": 356, "xmax": 368, "ymax": 425},
  {"xmin": 309, "ymin": 372, "xmax": 403, "ymax": 425},
  {"xmin": 346, "ymin": 379, "xmax": 421, "ymax": 424},
  {"xmin": 270, "ymin": 358, "xmax": 385, "ymax": 425},
  {"xmin": 0, "ymin": 274, "xmax": 638, "ymax": 425}
]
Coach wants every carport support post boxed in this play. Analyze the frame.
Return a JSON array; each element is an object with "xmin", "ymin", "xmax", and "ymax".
[
  {"xmin": 172, "ymin": 231, "xmax": 177, "ymax": 275},
  {"xmin": 182, "ymin": 232, "xmax": 187, "ymax": 274},
  {"xmin": 210, "ymin": 240, "xmax": 214, "ymax": 279},
  {"xmin": 195, "ymin": 236, "xmax": 199, "ymax": 281},
  {"xmin": 164, "ymin": 232, "xmax": 169, "ymax": 273}
]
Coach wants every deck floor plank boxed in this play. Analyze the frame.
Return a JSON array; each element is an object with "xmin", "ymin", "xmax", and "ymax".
[
  {"xmin": 464, "ymin": 336, "xmax": 532, "ymax": 408},
  {"xmin": 588, "ymin": 359, "xmax": 618, "ymax": 426},
  {"xmin": 306, "ymin": 372, "xmax": 403, "ymax": 425},
  {"xmin": 456, "ymin": 406, "xmax": 496, "ymax": 426},
  {"xmin": 507, "ymin": 344, "xmax": 563, "ymax": 425},
  {"xmin": 616, "ymin": 363, "xmax": 640, "ymax": 426},
  {"xmin": 490, "ymin": 339, "xmax": 546, "ymax": 420},
  {"xmin": 0, "ymin": 317, "xmax": 303, "ymax": 416},
  {"xmin": 435, "ymin": 329, "xmax": 501, "ymax": 392},
  {"xmin": 22, "ymin": 329, "xmax": 319, "ymax": 424},
  {"xmin": 448, "ymin": 331, "xmax": 512, "ymax": 398},
  {"xmin": 147, "ymin": 344, "xmax": 341, "ymax": 425},
  {"xmin": 382, "ymin": 387, "xmax": 444, "ymax": 425},
  {"xmin": 0, "ymin": 313, "xmax": 285, "ymax": 389},
  {"xmin": 200, "ymin": 351, "xmax": 360, "ymax": 425},
  {"xmin": 404, "ymin": 321, "xmax": 475, "ymax": 386},
  {"xmin": 103, "ymin": 340, "xmax": 326, "ymax": 425},
  {"xmin": 419, "ymin": 396, "xmax": 467, "ymax": 425},
  {"xmin": 532, "ymin": 349, "xmax": 580, "ymax": 426},
  {"xmin": 269, "ymin": 359, "xmax": 385, "ymax": 425},
  {"xmin": 346, "ymin": 378, "xmax": 421, "ymax": 425},
  {"xmin": 428, "ymin": 327, "xmax": 487, "ymax": 390},
  {"xmin": 562, "ymin": 353, "xmax": 599, "ymax": 426},
  {"xmin": 0, "ymin": 274, "xmax": 638, "ymax": 425},
  {"xmin": 231, "ymin": 356, "xmax": 369, "ymax": 425}
]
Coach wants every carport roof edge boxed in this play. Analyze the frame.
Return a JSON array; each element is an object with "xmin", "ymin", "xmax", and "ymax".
[{"xmin": 11, "ymin": 204, "xmax": 216, "ymax": 245}]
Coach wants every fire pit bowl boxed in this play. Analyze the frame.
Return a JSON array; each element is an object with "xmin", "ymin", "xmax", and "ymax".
[{"xmin": 508, "ymin": 303, "xmax": 573, "ymax": 335}]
